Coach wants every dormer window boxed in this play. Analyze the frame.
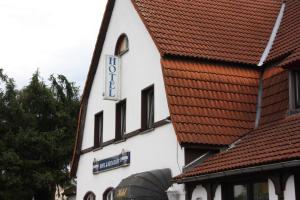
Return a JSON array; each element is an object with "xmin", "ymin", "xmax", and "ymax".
[
  {"xmin": 115, "ymin": 34, "xmax": 129, "ymax": 56},
  {"xmin": 294, "ymin": 71, "xmax": 300, "ymax": 108},
  {"xmin": 290, "ymin": 70, "xmax": 300, "ymax": 111}
]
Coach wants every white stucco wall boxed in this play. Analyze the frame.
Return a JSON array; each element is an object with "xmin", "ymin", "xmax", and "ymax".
[
  {"xmin": 77, "ymin": 124, "xmax": 185, "ymax": 200},
  {"xmin": 214, "ymin": 185, "xmax": 222, "ymax": 200},
  {"xmin": 191, "ymin": 176, "xmax": 297, "ymax": 200},
  {"xmin": 284, "ymin": 175, "xmax": 296, "ymax": 200},
  {"xmin": 81, "ymin": 0, "xmax": 170, "ymax": 148},
  {"xmin": 268, "ymin": 179, "xmax": 278, "ymax": 200},
  {"xmin": 76, "ymin": 0, "xmax": 185, "ymax": 199},
  {"xmin": 191, "ymin": 185, "xmax": 221, "ymax": 200},
  {"xmin": 269, "ymin": 175, "xmax": 296, "ymax": 200},
  {"xmin": 191, "ymin": 185, "xmax": 207, "ymax": 200}
]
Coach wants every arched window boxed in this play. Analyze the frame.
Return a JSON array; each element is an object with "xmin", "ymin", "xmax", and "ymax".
[
  {"xmin": 114, "ymin": 34, "xmax": 129, "ymax": 56},
  {"xmin": 83, "ymin": 191, "xmax": 96, "ymax": 200},
  {"xmin": 103, "ymin": 187, "xmax": 114, "ymax": 200}
]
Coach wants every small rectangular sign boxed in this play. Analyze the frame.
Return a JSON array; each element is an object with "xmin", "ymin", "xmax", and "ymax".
[
  {"xmin": 104, "ymin": 55, "xmax": 121, "ymax": 101},
  {"xmin": 93, "ymin": 151, "xmax": 130, "ymax": 174}
]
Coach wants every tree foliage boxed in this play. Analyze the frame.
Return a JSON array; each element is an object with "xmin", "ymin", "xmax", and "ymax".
[{"xmin": 0, "ymin": 70, "xmax": 80, "ymax": 200}]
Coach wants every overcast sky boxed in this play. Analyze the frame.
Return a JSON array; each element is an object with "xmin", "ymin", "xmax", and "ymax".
[{"xmin": 0, "ymin": 0, "xmax": 107, "ymax": 93}]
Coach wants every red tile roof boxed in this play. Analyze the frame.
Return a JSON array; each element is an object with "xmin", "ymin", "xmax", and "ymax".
[
  {"xmin": 132, "ymin": 0, "xmax": 281, "ymax": 65},
  {"xmin": 267, "ymin": 0, "xmax": 300, "ymax": 67},
  {"xmin": 162, "ymin": 59, "xmax": 259, "ymax": 145},
  {"xmin": 259, "ymin": 66, "xmax": 289, "ymax": 125},
  {"xmin": 177, "ymin": 113, "xmax": 300, "ymax": 179}
]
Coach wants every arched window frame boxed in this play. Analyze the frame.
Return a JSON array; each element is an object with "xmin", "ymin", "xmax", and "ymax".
[
  {"xmin": 83, "ymin": 191, "xmax": 96, "ymax": 200},
  {"xmin": 103, "ymin": 187, "xmax": 114, "ymax": 200},
  {"xmin": 114, "ymin": 34, "xmax": 129, "ymax": 56}
]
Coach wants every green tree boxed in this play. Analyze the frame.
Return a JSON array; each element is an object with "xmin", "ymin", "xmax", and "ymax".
[{"xmin": 0, "ymin": 70, "xmax": 80, "ymax": 200}]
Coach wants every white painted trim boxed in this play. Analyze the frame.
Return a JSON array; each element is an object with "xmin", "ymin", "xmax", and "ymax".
[{"xmin": 258, "ymin": 3, "xmax": 285, "ymax": 66}]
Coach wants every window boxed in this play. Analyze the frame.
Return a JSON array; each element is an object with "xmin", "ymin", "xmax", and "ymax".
[
  {"xmin": 94, "ymin": 111, "xmax": 103, "ymax": 148},
  {"xmin": 230, "ymin": 181, "xmax": 269, "ymax": 200},
  {"xmin": 84, "ymin": 192, "xmax": 96, "ymax": 200},
  {"xmin": 293, "ymin": 71, "xmax": 300, "ymax": 109},
  {"xmin": 253, "ymin": 182, "xmax": 269, "ymax": 200},
  {"xmin": 115, "ymin": 34, "xmax": 129, "ymax": 56},
  {"xmin": 290, "ymin": 70, "xmax": 300, "ymax": 112},
  {"xmin": 115, "ymin": 99, "xmax": 126, "ymax": 141},
  {"xmin": 141, "ymin": 85, "xmax": 154, "ymax": 130},
  {"xmin": 106, "ymin": 190, "xmax": 114, "ymax": 200},
  {"xmin": 103, "ymin": 187, "xmax": 114, "ymax": 200},
  {"xmin": 234, "ymin": 185, "xmax": 247, "ymax": 200}
]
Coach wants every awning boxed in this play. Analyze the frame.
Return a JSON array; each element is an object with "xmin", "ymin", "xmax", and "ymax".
[{"xmin": 114, "ymin": 168, "xmax": 172, "ymax": 200}]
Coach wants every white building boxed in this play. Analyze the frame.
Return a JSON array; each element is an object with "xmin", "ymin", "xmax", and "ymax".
[
  {"xmin": 71, "ymin": 0, "xmax": 186, "ymax": 199},
  {"xmin": 71, "ymin": 0, "xmax": 300, "ymax": 200}
]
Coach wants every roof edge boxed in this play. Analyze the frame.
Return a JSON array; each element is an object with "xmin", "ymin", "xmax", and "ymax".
[
  {"xmin": 70, "ymin": 0, "xmax": 116, "ymax": 177},
  {"xmin": 130, "ymin": 0, "xmax": 164, "ymax": 56},
  {"xmin": 174, "ymin": 159, "xmax": 300, "ymax": 184}
]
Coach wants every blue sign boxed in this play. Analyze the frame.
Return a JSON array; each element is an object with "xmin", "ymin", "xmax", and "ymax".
[{"xmin": 93, "ymin": 151, "xmax": 130, "ymax": 174}]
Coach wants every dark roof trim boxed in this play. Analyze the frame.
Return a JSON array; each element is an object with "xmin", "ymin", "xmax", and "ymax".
[
  {"xmin": 70, "ymin": 0, "xmax": 116, "ymax": 177},
  {"xmin": 283, "ymin": 60, "xmax": 300, "ymax": 69},
  {"xmin": 174, "ymin": 159, "xmax": 300, "ymax": 184},
  {"xmin": 264, "ymin": 50, "xmax": 293, "ymax": 67},
  {"xmin": 183, "ymin": 152, "xmax": 214, "ymax": 173},
  {"xmin": 180, "ymin": 143, "xmax": 227, "ymax": 150}
]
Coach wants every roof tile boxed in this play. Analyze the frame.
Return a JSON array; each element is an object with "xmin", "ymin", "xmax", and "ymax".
[
  {"xmin": 133, "ymin": 0, "xmax": 281, "ymax": 64},
  {"xmin": 267, "ymin": 0, "xmax": 300, "ymax": 66},
  {"xmin": 260, "ymin": 66, "xmax": 289, "ymax": 125},
  {"xmin": 177, "ymin": 114, "xmax": 300, "ymax": 179},
  {"xmin": 162, "ymin": 59, "xmax": 259, "ymax": 145}
]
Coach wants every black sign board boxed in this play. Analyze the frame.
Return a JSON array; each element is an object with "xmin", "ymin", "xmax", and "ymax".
[{"xmin": 93, "ymin": 151, "xmax": 130, "ymax": 174}]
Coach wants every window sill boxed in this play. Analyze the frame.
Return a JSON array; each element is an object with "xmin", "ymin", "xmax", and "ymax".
[
  {"xmin": 93, "ymin": 146, "xmax": 103, "ymax": 152},
  {"xmin": 82, "ymin": 118, "xmax": 171, "ymax": 155},
  {"xmin": 118, "ymin": 49, "xmax": 128, "ymax": 56},
  {"xmin": 114, "ymin": 138, "xmax": 126, "ymax": 144},
  {"xmin": 289, "ymin": 108, "xmax": 300, "ymax": 115},
  {"xmin": 140, "ymin": 127, "xmax": 155, "ymax": 134}
]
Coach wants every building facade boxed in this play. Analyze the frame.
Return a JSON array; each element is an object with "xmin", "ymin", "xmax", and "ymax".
[
  {"xmin": 71, "ymin": 0, "xmax": 186, "ymax": 199},
  {"xmin": 71, "ymin": 0, "xmax": 300, "ymax": 199}
]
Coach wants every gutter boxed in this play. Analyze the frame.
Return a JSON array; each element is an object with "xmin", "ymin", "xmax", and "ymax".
[
  {"xmin": 254, "ymin": 71, "xmax": 264, "ymax": 128},
  {"xmin": 175, "ymin": 160, "xmax": 300, "ymax": 184}
]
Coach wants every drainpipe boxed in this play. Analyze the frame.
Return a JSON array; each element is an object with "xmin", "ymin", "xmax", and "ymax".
[{"xmin": 255, "ymin": 71, "xmax": 264, "ymax": 128}]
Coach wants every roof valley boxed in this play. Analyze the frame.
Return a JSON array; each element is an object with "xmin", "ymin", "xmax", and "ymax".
[{"xmin": 258, "ymin": 2, "xmax": 286, "ymax": 66}]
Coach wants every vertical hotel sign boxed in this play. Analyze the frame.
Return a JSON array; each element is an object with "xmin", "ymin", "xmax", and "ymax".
[{"xmin": 104, "ymin": 55, "xmax": 120, "ymax": 100}]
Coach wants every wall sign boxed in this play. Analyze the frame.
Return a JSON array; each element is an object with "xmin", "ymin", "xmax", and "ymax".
[
  {"xmin": 93, "ymin": 151, "xmax": 130, "ymax": 174},
  {"xmin": 104, "ymin": 55, "xmax": 121, "ymax": 101}
]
